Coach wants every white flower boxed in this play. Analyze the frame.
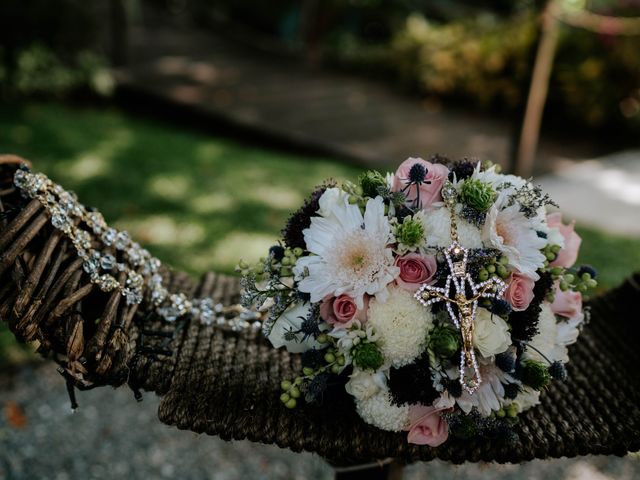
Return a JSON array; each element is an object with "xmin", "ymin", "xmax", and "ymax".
[
  {"xmin": 266, "ymin": 302, "xmax": 325, "ymax": 353},
  {"xmin": 330, "ymin": 321, "xmax": 379, "ymax": 364},
  {"xmin": 345, "ymin": 368, "xmax": 388, "ymax": 401},
  {"xmin": 550, "ymin": 314, "xmax": 584, "ymax": 363},
  {"xmin": 355, "ymin": 387, "xmax": 410, "ymax": 432},
  {"xmin": 317, "ymin": 187, "xmax": 349, "ymax": 218},
  {"xmin": 482, "ymin": 192, "xmax": 547, "ymax": 280},
  {"xmin": 367, "ymin": 287, "xmax": 433, "ymax": 367},
  {"xmin": 434, "ymin": 391, "xmax": 456, "ymax": 410},
  {"xmin": 454, "ymin": 360, "xmax": 508, "ymax": 416},
  {"xmin": 293, "ymin": 195, "xmax": 399, "ymax": 309},
  {"xmin": 473, "ymin": 308, "xmax": 511, "ymax": 358},
  {"xmin": 508, "ymin": 386, "xmax": 541, "ymax": 413},
  {"xmin": 523, "ymin": 303, "xmax": 557, "ymax": 363},
  {"xmin": 472, "ymin": 164, "xmax": 528, "ymax": 194},
  {"xmin": 420, "ymin": 207, "xmax": 483, "ymax": 249}
]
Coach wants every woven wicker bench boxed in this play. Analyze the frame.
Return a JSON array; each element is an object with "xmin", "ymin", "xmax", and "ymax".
[{"xmin": 0, "ymin": 155, "xmax": 639, "ymax": 478}]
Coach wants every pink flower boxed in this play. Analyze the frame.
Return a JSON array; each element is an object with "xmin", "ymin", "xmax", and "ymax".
[
  {"xmin": 392, "ymin": 157, "xmax": 450, "ymax": 210},
  {"xmin": 319, "ymin": 294, "xmax": 368, "ymax": 328},
  {"xmin": 547, "ymin": 213, "xmax": 582, "ymax": 269},
  {"xmin": 395, "ymin": 253, "xmax": 438, "ymax": 292},
  {"xmin": 504, "ymin": 272, "xmax": 536, "ymax": 312},
  {"xmin": 406, "ymin": 405, "xmax": 449, "ymax": 447},
  {"xmin": 551, "ymin": 287, "xmax": 582, "ymax": 319}
]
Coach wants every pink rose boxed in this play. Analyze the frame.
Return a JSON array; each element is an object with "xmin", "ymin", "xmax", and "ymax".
[
  {"xmin": 392, "ymin": 157, "xmax": 450, "ymax": 210},
  {"xmin": 504, "ymin": 272, "xmax": 536, "ymax": 312},
  {"xmin": 395, "ymin": 253, "xmax": 438, "ymax": 292},
  {"xmin": 551, "ymin": 287, "xmax": 582, "ymax": 319},
  {"xmin": 547, "ymin": 213, "xmax": 582, "ymax": 268},
  {"xmin": 406, "ymin": 405, "xmax": 449, "ymax": 447},
  {"xmin": 319, "ymin": 294, "xmax": 368, "ymax": 328}
]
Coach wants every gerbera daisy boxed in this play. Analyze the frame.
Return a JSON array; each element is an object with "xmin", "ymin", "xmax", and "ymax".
[
  {"xmin": 482, "ymin": 192, "xmax": 547, "ymax": 280},
  {"xmin": 293, "ymin": 195, "xmax": 399, "ymax": 309}
]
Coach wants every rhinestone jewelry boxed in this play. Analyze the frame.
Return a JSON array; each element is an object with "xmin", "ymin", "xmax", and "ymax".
[
  {"xmin": 414, "ymin": 182, "xmax": 507, "ymax": 395},
  {"xmin": 13, "ymin": 168, "xmax": 263, "ymax": 330}
]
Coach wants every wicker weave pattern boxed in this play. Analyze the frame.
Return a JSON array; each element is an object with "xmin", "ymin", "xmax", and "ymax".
[{"xmin": 0, "ymin": 156, "xmax": 638, "ymax": 465}]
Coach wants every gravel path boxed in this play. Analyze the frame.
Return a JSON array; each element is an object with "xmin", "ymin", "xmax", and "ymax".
[{"xmin": 1, "ymin": 364, "xmax": 638, "ymax": 480}]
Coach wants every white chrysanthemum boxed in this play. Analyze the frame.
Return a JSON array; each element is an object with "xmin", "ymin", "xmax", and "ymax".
[
  {"xmin": 508, "ymin": 386, "xmax": 541, "ymax": 413},
  {"xmin": 355, "ymin": 388, "xmax": 410, "ymax": 432},
  {"xmin": 293, "ymin": 195, "xmax": 399, "ymax": 309},
  {"xmin": 523, "ymin": 303, "xmax": 557, "ymax": 363},
  {"xmin": 471, "ymin": 164, "xmax": 528, "ymax": 194},
  {"xmin": 420, "ymin": 207, "xmax": 483, "ymax": 249},
  {"xmin": 482, "ymin": 192, "xmax": 547, "ymax": 280},
  {"xmin": 550, "ymin": 314, "xmax": 584, "ymax": 363},
  {"xmin": 473, "ymin": 308, "xmax": 511, "ymax": 358},
  {"xmin": 267, "ymin": 302, "xmax": 326, "ymax": 353},
  {"xmin": 367, "ymin": 287, "xmax": 433, "ymax": 367},
  {"xmin": 454, "ymin": 360, "xmax": 508, "ymax": 416},
  {"xmin": 345, "ymin": 368, "xmax": 387, "ymax": 401}
]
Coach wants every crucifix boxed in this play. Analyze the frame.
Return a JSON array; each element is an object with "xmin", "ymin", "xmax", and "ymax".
[{"xmin": 414, "ymin": 183, "xmax": 507, "ymax": 395}]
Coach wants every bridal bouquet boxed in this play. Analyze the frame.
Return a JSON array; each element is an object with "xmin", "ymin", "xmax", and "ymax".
[{"xmin": 240, "ymin": 156, "xmax": 596, "ymax": 446}]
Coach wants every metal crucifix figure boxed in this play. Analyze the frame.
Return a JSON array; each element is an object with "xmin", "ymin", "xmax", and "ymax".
[
  {"xmin": 414, "ymin": 182, "xmax": 507, "ymax": 395},
  {"xmin": 415, "ymin": 242, "xmax": 507, "ymax": 394}
]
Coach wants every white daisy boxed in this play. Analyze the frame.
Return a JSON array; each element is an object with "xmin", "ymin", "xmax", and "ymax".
[
  {"xmin": 454, "ymin": 359, "xmax": 508, "ymax": 416},
  {"xmin": 550, "ymin": 314, "xmax": 584, "ymax": 363},
  {"xmin": 471, "ymin": 163, "xmax": 528, "ymax": 194},
  {"xmin": 293, "ymin": 195, "xmax": 399, "ymax": 309},
  {"xmin": 482, "ymin": 192, "xmax": 547, "ymax": 280},
  {"xmin": 508, "ymin": 386, "xmax": 541, "ymax": 413}
]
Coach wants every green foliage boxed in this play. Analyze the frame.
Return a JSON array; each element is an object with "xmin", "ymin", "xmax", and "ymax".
[
  {"xmin": 459, "ymin": 178, "xmax": 496, "ymax": 212},
  {"xmin": 351, "ymin": 341, "xmax": 384, "ymax": 371},
  {"xmin": 395, "ymin": 216, "xmax": 425, "ymax": 247},
  {"xmin": 520, "ymin": 360, "xmax": 551, "ymax": 390},
  {"xmin": 358, "ymin": 169, "xmax": 387, "ymax": 198},
  {"xmin": 3, "ymin": 44, "xmax": 114, "ymax": 98},
  {"xmin": 430, "ymin": 325, "xmax": 459, "ymax": 358}
]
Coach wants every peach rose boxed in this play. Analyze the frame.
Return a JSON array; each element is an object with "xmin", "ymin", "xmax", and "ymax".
[
  {"xmin": 392, "ymin": 157, "xmax": 449, "ymax": 210},
  {"xmin": 395, "ymin": 253, "xmax": 438, "ymax": 292},
  {"xmin": 406, "ymin": 405, "xmax": 449, "ymax": 447},
  {"xmin": 504, "ymin": 272, "xmax": 536, "ymax": 312},
  {"xmin": 551, "ymin": 287, "xmax": 582, "ymax": 319},
  {"xmin": 547, "ymin": 213, "xmax": 582, "ymax": 268},
  {"xmin": 320, "ymin": 294, "xmax": 368, "ymax": 328}
]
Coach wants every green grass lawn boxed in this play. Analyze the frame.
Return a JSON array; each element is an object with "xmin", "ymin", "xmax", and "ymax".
[{"xmin": 1, "ymin": 102, "xmax": 639, "ymax": 365}]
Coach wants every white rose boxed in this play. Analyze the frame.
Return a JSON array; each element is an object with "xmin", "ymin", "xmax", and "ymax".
[
  {"xmin": 473, "ymin": 308, "xmax": 511, "ymax": 358},
  {"xmin": 267, "ymin": 302, "xmax": 324, "ymax": 353},
  {"xmin": 345, "ymin": 369, "xmax": 387, "ymax": 401},
  {"xmin": 317, "ymin": 187, "xmax": 349, "ymax": 218}
]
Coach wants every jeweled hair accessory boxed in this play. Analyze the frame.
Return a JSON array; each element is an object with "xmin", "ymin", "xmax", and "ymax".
[{"xmin": 241, "ymin": 156, "xmax": 597, "ymax": 446}]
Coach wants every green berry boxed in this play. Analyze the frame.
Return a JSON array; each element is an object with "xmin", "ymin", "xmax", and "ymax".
[
  {"xmin": 280, "ymin": 267, "xmax": 292, "ymax": 277},
  {"xmin": 551, "ymin": 244, "xmax": 561, "ymax": 254},
  {"xmin": 551, "ymin": 267, "xmax": 564, "ymax": 276},
  {"xmin": 324, "ymin": 352, "xmax": 336, "ymax": 363},
  {"xmin": 285, "ymin": 398, "xmax": 297, "ymax": 409},
  {"xmin": 478, "ymin": 268, "xmax": 489, "ymax": 281},
  {"xmin": 280, "ymin": 393, "xmax": 290, "ymax": 403},
  {"xmin": 317, "ymin": 333, "xmax": 328, "ymax": 344},
  {"xmin": 302, "ymin": 367, "xmax": 314, "ymax": 376},
  {"xmin": 564, "ymin": 273, "xmax": 575, "ymax": 283},
  {"xmin": 496, "ymin": 409, "xmax": 506, "ymax": 418},
  {"xmin": 331, "ymin": 364, "xmax": 341, "ymax": 374},
  {"xmin": 337, "ymin": 356, "xmax": 345, "ymax": 366},
  {"xmin": 486, "ymin": 264, "xmax": 496, "ymax": 274},
  {"xmin": 559, "ymin": 280, "xmax": 568, "ymax": 291},
  {"xmin": 507, "ymin": 403, "xmax": 519, "ymax": 418},
  {"xmin": 545, "ymin": 251, "xmax": 556, "ymax": 261},
  {"xmin": 497, "ymin": 264, "xmax": 509, "ymax": 278},
  {"xmin": 280, "ymin": 380, "xmax": 292, "ymax": 391},
  {"xmin": 293, "ymin": 247, "xmax": 303, "ymax": 257},
  {"xmin": 499, "ymin": 256, "xmax": 509, "ymax": 265},
  {"xmin": 587, "ymin": 279, "xmax": 597, "ymax": 288},
  {"xmin": 581, "ymin": 272, "xmax": 592, "ymax": 281},
  {"xmin": 289, "ymin": 387, "xmax": 300, "ymax": 399},
  {"xmin": 348, "ymin": 195, "xmax": 359, "ymax": 204},
  {"xmin": 281, "ymin": 257, "xmax": 291, "ymax": 266}
]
